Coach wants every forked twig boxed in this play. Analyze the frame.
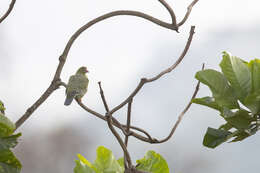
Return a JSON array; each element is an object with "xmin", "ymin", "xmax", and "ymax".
[{"xmin": 158, "ymin": 0, "xmax": 177, "ymax": 26}]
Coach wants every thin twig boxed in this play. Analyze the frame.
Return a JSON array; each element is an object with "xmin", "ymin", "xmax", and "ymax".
[
  {"xmin": 98, "ymin": 82, "xmax": 109, "ymax": 112},
  {"xmin": 110, "ymin": 26, "xmax": 196, "ymax": 115},
  {"xmin": 125, "ymin": 125, "xmax": 153, "ymax": 141},
  {"xmin": 76, "ymin": 100, "xmax": 155, "ymax": 143},
  {"xmin": 124, "ymin": 99, "xmax": 133, "ymax": 168},
  {"xmin": 98, "ymin": 82, "xmax": 132, "ymax": 169},
  {"xmin": 177, "ymin": 0, "xmax": 199, "ymax": 27},
  {"xmin": 0, "ymin": 0, "xmax": 16, "ymax": 23},
  {"xmin": 106, "ymin": 113, "xmax": 132, "ymax": 168},
  {"xmin": 124, "ymin": 99, "xmax": 133, "ymax": 147},
  {"xmin": 158, "ymin": 0, "xmax": 177, "ymax": 27},
  {"xmin": 156, "ymin": 64, "xmax": 204, "ymax": 143}
]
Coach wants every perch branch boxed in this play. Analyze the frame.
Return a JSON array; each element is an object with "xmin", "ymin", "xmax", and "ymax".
[
  {"xmin": 0, "ymin": 0, "xmax": 16, "ymax": 23},
  {"xmin": 177, "ymin": 0, "xmax": 199, "ymax": 27},
  {"xmin": 110, "ymin": 26, "xmax": 195, "ymax": 115}
]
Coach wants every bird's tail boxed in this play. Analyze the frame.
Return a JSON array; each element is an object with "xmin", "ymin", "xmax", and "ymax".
[
  {"xmin": 64, "ymin": 91, "xmax": 77, "ymax": 106},
  {"xmin": 64, "ymin": 96, "xmax": 74, "ymax": 106}
]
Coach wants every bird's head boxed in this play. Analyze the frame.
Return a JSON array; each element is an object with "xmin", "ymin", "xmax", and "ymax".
[{"xmin": 76, "ymin": 66, "xmax": 89, "ymax": 74}]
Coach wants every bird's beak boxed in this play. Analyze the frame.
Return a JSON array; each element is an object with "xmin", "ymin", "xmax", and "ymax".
[{"xmin": 86, "ymin": 69, "xmax": 89, "ymax": 73}]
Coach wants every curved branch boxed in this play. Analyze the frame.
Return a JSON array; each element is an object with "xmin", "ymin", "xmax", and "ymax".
[
  {"xmin": 124, "ymin": 125, "xmax": 153, "ymax": 141},
  {"xmin": 156, "ymin": 77, "xmax": 201, "ymax": 143},
  {"xmin": 54, "ymin": 10, "xmax": 178, "ymax": 81},
  {"xmin": 110, "ymin": 26, "xmax": 195, "ymax": 114},
  {"xmin": 0, "ymin": 0, "xmax": 16, "ymax": 23},
  {"xmin": 177, "ymin": 0, "xmax": 199, "ymax": 27},
  {"xmin": 158, "ymin": 0, "xmax": 177, "ymax": 26}
]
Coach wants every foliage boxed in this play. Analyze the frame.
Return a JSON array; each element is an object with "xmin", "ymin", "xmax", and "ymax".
[
  {"xmin": 193, "ymin": 52, "xmax": 260, "ymax": 148},
  {"xmin": 0, "ymin": 102, "xmax": 22, "ymax": 173},
  {"xmin": 74, "ymin": 146, "xmax": 169, "ymax": 173},
  {"xmin": 136, "ymin": 151, "xmax": 169, "ymax": 173}
]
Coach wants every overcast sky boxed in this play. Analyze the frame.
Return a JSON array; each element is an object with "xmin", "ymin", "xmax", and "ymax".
[{"xmin": 1, "ymin": 0, "xmax": 260, "ymax": 173}]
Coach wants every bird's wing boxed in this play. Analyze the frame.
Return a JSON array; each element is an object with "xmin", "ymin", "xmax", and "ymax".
[{"xmin": 66, "ymin": 75, "xmax": 89, "ymax": 97}]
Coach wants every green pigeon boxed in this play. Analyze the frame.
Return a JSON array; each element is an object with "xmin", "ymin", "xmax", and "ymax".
[{"xmin": 64, "ymin": 66, "xmax": 89, "ymax": 106}]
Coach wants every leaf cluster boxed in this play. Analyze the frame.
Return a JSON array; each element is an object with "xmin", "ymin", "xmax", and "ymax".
[
  {"xmin": 0, "ymin": 103, "xmax": 22, "ymax": 173},
  {"xmin": 74, "ymin": 146, "xmax": 169, "ymax": 173},
  {"xmin": 193, "ymin": 52, "xmax": 260, "ymax": 148}
]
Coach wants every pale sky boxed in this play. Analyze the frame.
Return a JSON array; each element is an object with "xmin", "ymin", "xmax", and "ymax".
[{"xmin": 1, "ymin": 0, "xmax": 260, "ymax": 173}]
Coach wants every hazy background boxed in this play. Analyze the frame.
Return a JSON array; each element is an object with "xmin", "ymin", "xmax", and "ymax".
[{"xmin": 1, "ymin": 0, "xmax": 260, "ymax": 172}]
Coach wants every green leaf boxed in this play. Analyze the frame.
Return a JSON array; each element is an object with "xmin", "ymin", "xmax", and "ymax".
[
  {"xmin": 93, "ymin": 146, "xmax": 124, "ymax": 173},
  {"xmin": 219, "ymin": 51, "xmax": 251, "ymax": 102},
  {"xmin": 77, "ymin": 154, "xmax": 93, "ymax": 168},
  {"xmin": 192, "ymin": 97, "xmax": 222, "ymax": 111},
  {"xmin": 203, "ymin": 127, "xmax": 232, "ymax": 148},
  {"xmin": 248, "ymin": 59, "xmax": 260, "ymax": 93},
  {"xmin": 0, "ymin": 150, "xmax": 21, "ymax": 173},
  {"xmin": 0, "ymin": 115, "xmax": 16, "ymax": 137},
  {"xmin": 136, "ymin": 151, "xmax": 169, "ymax": 173},
  {"xmin": 0, "ymin": 133, "xmax": 21, "ymax": 150},
  {"xmin": 0, "ymin": 101, "xmax": 5, "ymax": 114},
  {"xmin": 244, "ymin": 89, "xmax": 260, "ymax": 114},
  {"xmin": 222, "ymin": 108, "xmax": 252, "ymax": 130},
  {"xmin": 230, "ymin": 131, "xmax": 250, "ymax": 142},
  {"xmin": 74, "ymin": 159, "xmax": 95, "ymax": 173},
  {"xmin": 195, "ymin": 69, "xmax": 239, "ymax": 109},
  {"xmin": 218, "ymin": 123, "xmax": 233, "ymax": 131},
  {"xmin": 117, "ymin": 158, "xmax": 124, "ymax": 168}
]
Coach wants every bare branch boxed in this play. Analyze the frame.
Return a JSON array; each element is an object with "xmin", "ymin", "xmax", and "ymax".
[
  {"xmin": 106, "ymin": 112, "xmax": 133, "ymax": 168},
  {"xmin": 158, "ymin": 0, "xmax": 177, "ymax": 27},
  {"xmin": 146, "ymin": 26, "xmax": 195, "ymax": 82},
  {"xmin": 125, "ymin": 125, "xmax": 153, "ymax": 141},
  {"xmin": 177, "ymin": 0, "xmax": 199, "ymax": 27},
  {"xmin": 15, "ymin": 79, "xmax": 62, "ymax": 130},
  {"xmin": 53, "ymin": 10, "xmax": 179, "ymax": 83},
  {"xmin": 110, "ymin": 26, "xmax": 196, "ymax": 114},
  {"xmin": 156, "ymin": 64, "xmax": 204, "ymax": 143},
  {"xmin": 0, "ymin": 0, "xmax": 16, "ymax": 23},
  {"xmin": 98, "ymin": 81, "xmax": 109, "ymax": 112},
  {"xmin": 76, "ymin": 100, "xmax": 155, "ymax": 143},
  {"xmin": 124, "ymin": 99, "xmax": 133, "ymax": 168},
  {"xmin": 124, "ymin": 99, "xmax": 133, "ymax": 147},
  {"xmin": 98, "ymin": 82, "xmax": 132, "ymax": 168}
]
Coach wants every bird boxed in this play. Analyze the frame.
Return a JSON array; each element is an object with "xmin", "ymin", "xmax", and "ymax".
[{"xmin": 64, "ymin": 66, "xmax": 89, "ymax": 106}]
